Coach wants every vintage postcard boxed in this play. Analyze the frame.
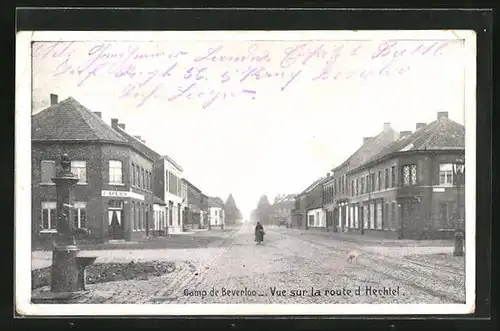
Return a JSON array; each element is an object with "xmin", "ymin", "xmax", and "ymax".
[{"xmin": 16, "ymin": 30, "xmax": 476, "ymax": 316}]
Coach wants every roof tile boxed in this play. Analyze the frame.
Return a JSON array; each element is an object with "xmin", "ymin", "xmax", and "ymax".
[{"xmin": 32, "ymin": 97, "xmax": 127, "ymax": 143}]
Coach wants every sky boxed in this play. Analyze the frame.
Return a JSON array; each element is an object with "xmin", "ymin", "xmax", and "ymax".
[{"xmin": 31, "ymin": 32, "xmax": 468, "ymax": 219}]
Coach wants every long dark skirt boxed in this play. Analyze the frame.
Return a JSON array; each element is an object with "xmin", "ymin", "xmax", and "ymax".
[{"xmin": 255, "ymin": 230, "xmax": 264, "ymax": 242}]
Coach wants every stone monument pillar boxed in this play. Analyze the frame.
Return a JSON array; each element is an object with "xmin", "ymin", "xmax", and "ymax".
[{"xmin": 50, "ymin": 153, "xmax": 80, "ymax": 293}]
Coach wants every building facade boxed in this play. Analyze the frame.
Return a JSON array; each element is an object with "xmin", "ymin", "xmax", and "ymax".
[
  {"xmin": 153, "ymin": 196, "xmax": 167, "ymax": 236},
  {"xmin": 32, "ymin": 96, "xmax": 155, "ymax": 246},
  {"xmin": 200, "ymin": 193, "xmax": 209, "ymax": 228},
  {"xmin": 291, "ymin": 177, "xmax": 325, "ymax": 230},
  {"xmin": 323, "ymin": 122, "xmax": 400, "ymax": 233},
  {"xmin": 347, "ymin": 111, "xmax": 465, "ymax": 239},
  {"xmin": 153, "ymin": 156, "xmax": 186, "ymax": 234},
  {"xmin": 183, "ymin": 179, "xmax": 203, "ymax": 230},
  {"xmin": 271, "ymin": 194, "xmax": 295, "ymax": 227},
  {"xmin": 208, "ymin": 197, "xmax": 225, "ymax": 227},
  {"xmin": 305, "ymin": 178, "xmax": 326, "ymax": 230}
]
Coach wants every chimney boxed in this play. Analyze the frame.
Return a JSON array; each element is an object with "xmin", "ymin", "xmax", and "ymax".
[
  {"xmin": 437, "ymin": 111, "xmax": 448, "ymax": 119},
  {"xmin": 93, "ymin": 112, "xmax": 102, "ymax": 118},
  {"xmin": 416, "ymin": 122, "xmax": 426, "ymax": 130},
  {"xmin": 118, "ymin": 123, "xmax": 126, "ymax": 130},
  {"xmin": 383, "ymin": 122, "xmax": 391, "ymax": 132},
  {"xmin": 400, "ymin": 131, "xmax": 412, "ymax": 137},
  {"xmin": 326, "ymin": 172, "xmax": 331, "ymax": 177},
  {"xmin": 50, "ymin": 94, "xmax": 58, "ymax": 105},
  {"xmin": 363, "ymin": 137, "xmax": 372, "ymax": 144},
  {"xmin": 134, "ymin": 135, "xmax": 142, "ymax": 141},
  {"xmin": 141, "ymin": 140, "xmax": 146, "ymax": 144},
  {"xmin": 111, "ymin": 118, "xmax": 119, "ymax": 129}
]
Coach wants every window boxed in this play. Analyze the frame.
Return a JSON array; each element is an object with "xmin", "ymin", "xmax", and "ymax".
[
  {"xmin": 136, "ymin": 166, "xmax": 140, "ymax": 187},
  {"xmin": 351, "ymin": 180, "xmax": 355, "ymax": 197},
  {"xmin": 391, "ymin": 202, "xmax": 396, "ymax": 230},
  {"xmin": 360, "ymin": 177, "xmax": 365, "ymax": 194},
  {"xmin": 141, "ymin": 168, "xmax": 145, "ymax": 189},
  {"xmin": 109, "ymin": 160, "xmax": 123, "ymax": 184},
  {"xmin": 384, "ymin": 168, "xmax": 389, "ymax": 189},
  {"xmin": 402, "ymin": 164, "xmax": 417, "ymax": 186},
  {"xmin": 370, "ymin": 173, "xmax": 375, "ymax": 192},
  {"xmin": 439, "ymin": 163, "xmax": 454, "ymax": 185},
  {"xmin": 73, "ymin": 202, "xmax": 87, "ymax": 228},
  {"xmin": 41, "ymin": 160, "xmax": 56, "ymax": 184},
  {"xmin": 131, "ymin": 163, "xmax": 136, "ymax": 186},
  {"xmin": 363, "ymin": 205, "xmax": 369, "ymax": 228},
  {"xmin": 377, "ymin": 171, "xmax": 382, "ymax": 191},
  {"xmin": 132, "ymin": 202, "xmax": 137, "ymax": 231},
  {"xmin": 139, "ymin": 204, "xmax": 143, "ymax": 230},
  {"xmin": 376, "ymin": 202, "xmax": 383, "ymax": 229},
  {"xmin": 391, "ymin": 166, "xmax": 396, "ymax": 187},
  {"xmin": 71, "ymin": 161, "xmax": 87, "ymax": 183},
  {"xmin": 308, "ymin": 214, "xmax": 314, "ymax": 226},
  {"xmin": 369, "ymin": 203, "xmax": 375, "ymax": 229},
  {"xmin": 41, "ymin": 202, "xmax": 57, "ymax": 231}
]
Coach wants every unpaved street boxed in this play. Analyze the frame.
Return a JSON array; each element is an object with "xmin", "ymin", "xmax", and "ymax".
[{"xmin": 35, "ymin": 224, "xmax": 464, "ymax": 304}]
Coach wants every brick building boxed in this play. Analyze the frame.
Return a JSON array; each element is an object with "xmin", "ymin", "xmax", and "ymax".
[
  {"xmin": 347, "ymin": 111, "xmax": 465, "ymax": 239},
  {"xmin": 323, "ymin": 123, "xmax": 399, "ymax": 232},
  {"xmin": 32, "ymin": 95, "xmax": 155, "ymax": 246},
  {"xmin": 291, "ymin": 177, "xmax": 325, "ymax": 230},
  {"xmin": 183, "ymin": 178, "xmax": 203, "ymax": 230}
]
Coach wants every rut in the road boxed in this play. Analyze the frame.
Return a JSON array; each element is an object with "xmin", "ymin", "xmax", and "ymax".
[{"xmin": 277, "ymin": 231, "xmax": 466, "ymax": 303}]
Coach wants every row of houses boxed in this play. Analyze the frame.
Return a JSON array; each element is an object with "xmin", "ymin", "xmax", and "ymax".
[
  {"xmin": 32, "ymin": 94, "xmax": 225, "ymax": 246},
  {"xmin": 291, "ymin": 111, "xmax": 466, "ymax": 239}
]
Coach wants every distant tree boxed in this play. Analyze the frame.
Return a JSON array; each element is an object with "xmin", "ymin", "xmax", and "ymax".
[
  {"xmin": 224, "ymin": 194, "xmax": 242, "ymax": 224},
  {"xmin": 256, "ymin": 195, "xmax": 273, "ymax": 225}
]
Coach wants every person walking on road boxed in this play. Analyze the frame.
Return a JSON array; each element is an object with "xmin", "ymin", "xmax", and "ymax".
[{"xmin": 255, "ymin": 222, "xmax": 265, "ymax": 245}]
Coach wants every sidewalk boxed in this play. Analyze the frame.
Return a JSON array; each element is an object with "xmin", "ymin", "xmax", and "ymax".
[
  {"xmin": 276, "ymin": 228, "xmax": 456, "ymax": 258},
  {"xmin": 31, "ymin": 227, "xmax": 240, "ymax": 270},
  {"xmin": 283, "ymin": 228, "xmax": 454, "ymax": 247}
]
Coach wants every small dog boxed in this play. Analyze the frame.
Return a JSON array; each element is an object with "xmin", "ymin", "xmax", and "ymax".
[{"xmin": 346, "ymin": 250, "xmax": 359, "ymax": 263}]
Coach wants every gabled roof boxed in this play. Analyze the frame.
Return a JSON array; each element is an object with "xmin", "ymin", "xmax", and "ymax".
[
  {"xmin": 161, "ymin": 154, "xmax": 183, "ymax": 172},
  {"xmin": 208, "ymin": 197, "xmax": 225, "ymax": 208},
  {"xmin": 114, "ymin": 126, "xmax": 160, "ymax": 161},
  {"xmin": 333, "ymin": 124, "xmax": 399, "ymax": 172},
  {"xmin": 362, "ymin": 116, "xmax": 465, "ymax": 167},
  {"xmin": 297, "ymin": 177, "xmax": 326, "ymax": 197},
  {"xmin": 32, "ymin": 97, "xmax": 127, "ymax": 143},
  {"xmin": 183, "ymin": 178, "xmax": 202, "ymax": 193}
]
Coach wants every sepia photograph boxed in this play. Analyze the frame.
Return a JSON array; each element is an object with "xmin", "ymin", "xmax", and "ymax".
[{"xmin": 16, "ymin": 29, "xmax": 476, "ymax": 316}]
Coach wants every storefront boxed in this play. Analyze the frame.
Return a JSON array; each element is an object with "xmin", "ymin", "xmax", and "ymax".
[{"xmin": 102, "ymin": 189, "xmax": 151, "ymax": 242}]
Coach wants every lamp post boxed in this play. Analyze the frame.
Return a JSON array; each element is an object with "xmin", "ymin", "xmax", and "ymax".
[{"xmin": 452, "ymin": 156, "xmax": 465, "ymax": 256}]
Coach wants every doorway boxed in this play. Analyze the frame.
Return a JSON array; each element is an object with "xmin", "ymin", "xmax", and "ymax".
[{"xmin": 108, "ymin": 200, "xmax": 124, "ymax": 240}]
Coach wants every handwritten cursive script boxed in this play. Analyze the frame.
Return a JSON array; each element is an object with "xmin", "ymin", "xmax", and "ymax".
[{"xmin": 37, "ymin": 39, "xmax": 453, "ymax": 109}]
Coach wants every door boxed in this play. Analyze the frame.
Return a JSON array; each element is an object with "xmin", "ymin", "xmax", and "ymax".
[{"xmin": 108, "ymin": 209, "xmax": 124, "ymax": 240}]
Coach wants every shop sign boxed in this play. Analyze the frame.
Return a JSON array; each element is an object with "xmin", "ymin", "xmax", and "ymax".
[{"xmin": 101, "ymin": 190, "xmax": 145, "ymax": 201}]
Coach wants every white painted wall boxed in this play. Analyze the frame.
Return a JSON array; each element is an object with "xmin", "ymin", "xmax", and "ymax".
[{"xmin": 307, "ymin": 208, "xmax": 325, "ymax": 227}]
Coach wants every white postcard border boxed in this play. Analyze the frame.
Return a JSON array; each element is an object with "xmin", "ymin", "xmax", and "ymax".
[{"xmin": 16, "ymin": 30, "xmax": 477, "ymax": 316}]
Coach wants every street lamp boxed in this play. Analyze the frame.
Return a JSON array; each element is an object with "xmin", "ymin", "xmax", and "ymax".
[{"xmin": 452, "ymin": 156, "xmax": 465, "ymax": 256}]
